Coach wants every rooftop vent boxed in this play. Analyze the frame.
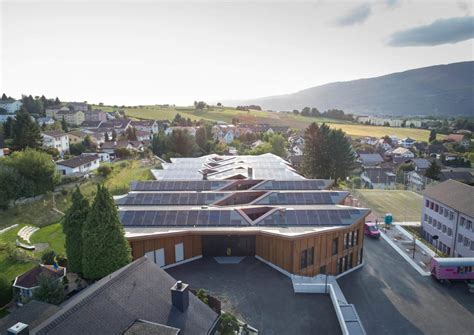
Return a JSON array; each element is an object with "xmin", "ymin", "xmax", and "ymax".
[{"xmin": 7, "ymin": 322, "xmax": 29, "ymax": 335}]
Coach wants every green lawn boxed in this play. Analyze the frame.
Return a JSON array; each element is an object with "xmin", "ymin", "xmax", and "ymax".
[
  {"xmin": 352, "ymin": 189, "xmax": 423, "ymax": 222},
  {"xmin": 0, "ymin": 159, "xmax": 156, "ymax": 282}
]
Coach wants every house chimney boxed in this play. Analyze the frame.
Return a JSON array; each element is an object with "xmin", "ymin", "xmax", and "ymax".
[
  {"xmin": 171, "ymin": 280, "xmax": 189, "ymax": 312},
  {"xmin": 202, "ymin": 171, "xmax": 208, "ymax": 180},
  {"xmin": 7, "ymin": 322, "xmax": 29, "ymax": 335},
  {"xmin": 247, "ymin": 167, "xmax": 253, "ymax": 179}
]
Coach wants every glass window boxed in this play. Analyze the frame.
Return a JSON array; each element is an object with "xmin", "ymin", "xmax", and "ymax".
[
  {"xmin": 424, "ymin": 214, "xmax": 428, "ymax": 222},
  {"xmin": 428, "ymin": 216, "xmax": 432, "ymax": 224},
  {"xmin": 320, "ymin": 265, "xmax": 326, "ymax": 274},
  {"xmin": 437, "ymin": 222, "xmax": 441, "ymax": 230},
  {"xmin": 467, "ymin": 220, "xmax": 472, "ymax": 229},
  {"xmin": 425, "ymin": 200, "xmax": 429, "ymax": 207},
  {"xmin": 307, "ymin": 247, "xmax": 314, "ymax": 266},
  {"xmin": 449, "ymin": 212, "xmax": 454, "ymax": 220},
  {"xmin": 442, "ymin": 225, "xmax": 447, "ymax": 233},
  {"xmin": 447, "ymin": 228, "xmax": 452, "ymax": 236},
  {"xmin": 463, "ymin": 237, "xmax": 469, "ymax": 247},
  {"xmin": 444, "ymin": 208, "xmax": 448, "ymax": 217},
  {"xmin": 332, "ymin": 238, "xmax": 339, "ymax": 255},
  {"xmin": 460, "ymin": 217, "xmax": 465, "ymax": 226},
  {"xmin": 458, "ymin": 234, "xmax": 463, "ymax": 243}
]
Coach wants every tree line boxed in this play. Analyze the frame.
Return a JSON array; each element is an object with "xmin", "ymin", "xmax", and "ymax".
[{"xmin": 293, "ymin": 107, "xmax": 354, "ymax": 121}]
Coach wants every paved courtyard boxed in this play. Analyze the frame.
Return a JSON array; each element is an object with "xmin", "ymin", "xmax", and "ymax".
[
  {"xmin": 338, "ymin": 237, "xmax": 474, "ymax": 335},
  {"xmin": 167, "ymin": 257, "xmax": 341, "ymax": 335}
]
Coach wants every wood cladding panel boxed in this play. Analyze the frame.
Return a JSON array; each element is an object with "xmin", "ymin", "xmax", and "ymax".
[{"xmin": 127, "ymin": 218, "xmax": 366, "ymax": 275}]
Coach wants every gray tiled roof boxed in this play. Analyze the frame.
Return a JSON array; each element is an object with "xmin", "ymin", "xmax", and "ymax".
[
  {"xmin": 424, "ymin": 179, "xmax": 474, "ymax": 217},
  {"xmin": 359, "ymin": 154, "xmax": 384, "ymax": 166},
  {"xmin": 0, "ymin": 301, "xmax": 59, "ymax": 334},
  {"xmin": 33, "ymin": 258, "xmax": 218, "ymax": 335}
]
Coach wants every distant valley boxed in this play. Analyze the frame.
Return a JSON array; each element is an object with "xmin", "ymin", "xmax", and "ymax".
[{"xmin": 224, "ymin": 61, "xmax": 474, "ymax": 117}]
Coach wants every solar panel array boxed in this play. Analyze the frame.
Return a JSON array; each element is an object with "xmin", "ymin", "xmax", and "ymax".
[
  {"xmin": 253, "ymin": 180, "xmax": 331, "ymax": 190},
  {"xmin": 119, "ymin": 208, "xmax": 367, "ymax": 227},
  {"xmin": 120, "ymin": 210, "xmax": 248, "ymax": 227},
  {"xmin": 116, "ymin": 192, "xmax": 228, "ymax": 206},
  {"xmin": 255, "ymin": 192, "xmax": 347, "ymax": 205},
  {"xmin": 258, "ymin": 209, "xmax": 366, "ymax": 226},
  {"xmin": 131, "ymin": 180, "xmax": 231, "ymax": 191}
]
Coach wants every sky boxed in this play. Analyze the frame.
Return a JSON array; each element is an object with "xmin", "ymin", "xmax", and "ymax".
[{"xmin": 1, "ymin": 0, "xmax": 473, "ymax": 106}]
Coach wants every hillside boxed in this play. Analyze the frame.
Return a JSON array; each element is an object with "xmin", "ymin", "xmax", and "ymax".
[{"xmin": 225, "ymin": 61, "xmax": 474, "ymax": 117}]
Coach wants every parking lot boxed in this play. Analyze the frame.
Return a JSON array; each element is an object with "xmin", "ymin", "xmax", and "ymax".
[
  {"xmin": 167, "ymin": 257, "xmax": 341, "ymax": 335},
  {"xmin": 338, "ymin": 237, "xmax": 474, "ymax": 335}
]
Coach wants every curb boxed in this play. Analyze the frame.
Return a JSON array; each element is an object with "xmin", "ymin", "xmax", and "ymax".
[{"xmin": 380, "ymin": 231, "xmax": 430, "ymax": 276}]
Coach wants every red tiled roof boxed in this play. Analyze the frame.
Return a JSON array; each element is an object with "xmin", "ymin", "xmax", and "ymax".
[{"xmin": 14, "ymin": 265, "xmax": 65, "ymax": 289}]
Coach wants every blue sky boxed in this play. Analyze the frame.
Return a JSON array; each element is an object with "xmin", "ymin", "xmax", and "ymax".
[{"xmin": 1, "ymin": 0, "xmax": 473, "ymax": 105}]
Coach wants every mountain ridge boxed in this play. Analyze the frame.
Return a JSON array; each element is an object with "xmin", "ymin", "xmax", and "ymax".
[{"xmin": 224, "ymin": 61, "xmax": 474, "ymax": 117}]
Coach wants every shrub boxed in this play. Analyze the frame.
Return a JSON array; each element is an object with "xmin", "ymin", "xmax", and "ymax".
[
  {"xmin": 97, "ymin": 165, "xmax": 113, "ymax": 177},
  {"xmin": 0, "ymin": 275, "xmax": 12, "ymax": 307},
  {"xmin": 33, "ymin": 274, "xmax": 65, "ymax": 305},
  {"xmin": 61, "ymin": 189, "xmax": 68, "ymax": 196},
  {"xmin": 6, "ymin": 244, "xmax": 31, "ymax": 263},
  {"xmin": 41, "ymin": 250, "xmax": 56, "ymax": 265},
  {"xmin": 218, "ymin": 312, "xmax": 240, "ymax": 335},
  {"xmin": 197, "ymin": 288, "xmax": 208, "ymax": 305}
]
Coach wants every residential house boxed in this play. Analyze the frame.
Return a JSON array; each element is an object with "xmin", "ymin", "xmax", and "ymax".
[
  {"xmin": 360, "ymin": 137, "xmax": 378, "ymax": 146},
  {"xmin": 421, "ymin": 180, "xmax": 474, "ymax": 257},
  {"xmin": 82, "ymin": 151, "xmax": 111, "ymax": 163},
  {"xmin": 165, "ymin": 126, "xmax": 197, "ymax": 137},
  {"xmin": 130, "ymin": 120, "xmax": 159, "ymax": 134},
  {"xmin": 361, "ymin": 167, "xmax": 396, "ymax": 189},
  {"xmin": 413, "ymin": 142, "xmax": 427, "ymax": 154},
  {"xmin": 389, "ymin": 147, "xmax": 415, "ymax": 159},
  {"xmin": 41, "ymin": 131, "xmax": 69, "ymax": 155},
  {"xmin": 266, "ymin": 126, "xmax": 289, "ymax": 134},
  {"xmin": 410, "ymin": 158, "xmax": 431, "ymax": 174},
  {"xmin": 290, "ymin": 144, "xmax": 304, "ymax": 156},
  {"xmin": 66, "ymin": 102, "xmax": 89, "ymax": 112},
  {"xmin": 80, "ymin": 120, "xmax": 103, "ymax": 129},
  {"xmin": 136, "ymin": 130, "xmax": 152, "ymax": 141},
  {"xmin": 13, "ymin": 265, "xmax": 65, "ymax": 300},
  {"xmin": 0, "ymin": 99, "xmax": 22, "ymax": 113},
  {"xmin": 28, "ymin": 258, "xmax": 219, "ymax": 335},
  {"xmin": 358, "ymin": 153, "xmax": 384, "ymax": 167},
  {"xmin": 99, "ymin": 119, "xmax": 131, "ymax": 135},
  {"xmin": 36, "ymin": 117, "xmax": 55, "ymax": 126},
  {"xmin": 100, "ymin": 140, "xmax": 146, "ymax": 154},
  {"xmin": 56, "ymin": 109, "xmax": 85, "ymax": 126},
  {"xmin": 439, "ymin": 170, "xmax": 474, "ymax": 185},
  {"xmin": 56, "ymin": 154, "xmax": 100, "ymax": 175},
  {"xmin": 84, "ymin": 109, "xmax": 107, "ymax": 122},
  {"xmin": 399, "ymin": 137, "xmax": 416, "ymax": 148},
  {"xmin": 213, "ymin": 124, "xmax": 235, "ymax": 144},
  {"xmin": 426, "ymin": 143, "xmax": 448, "ymax": 158},
  {"xmin": 288, "ymin": 134, "xmax": 305, "ymax": 146},
  {"xmin": 45, "ymin": 105, "xmax": 68, "ymax": 118},
  {"xmin": 375, "ymin": 138, "xmax": 392, "ymax": 152},
  {"xmin": 68, "ymin": 130, "xmax": 99, "ymax": 146},
  {"xmin": 445, "ymin": 134, "xmax": 470, "ymax": 147}
]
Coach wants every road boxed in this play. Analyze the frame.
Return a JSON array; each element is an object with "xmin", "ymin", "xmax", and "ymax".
[{"xmin": 338, "ymin": 237, "xmax": 474, "ymax": 335}]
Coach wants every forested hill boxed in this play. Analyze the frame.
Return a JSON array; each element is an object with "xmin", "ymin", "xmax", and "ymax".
[{"xmin": 225, "ymin": 61, "xmax": 474, "ymax": 117}]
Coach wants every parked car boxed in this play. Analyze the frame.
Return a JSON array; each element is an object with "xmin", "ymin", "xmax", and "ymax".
[{"xmin": 364, "ymin": 222, "xmax": 381, "ymax": 238}]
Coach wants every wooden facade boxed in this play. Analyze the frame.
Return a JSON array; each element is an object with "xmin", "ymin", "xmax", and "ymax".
[{"xmin": 127, "ymin": 219, "xmax": 365, "ymax": 276}]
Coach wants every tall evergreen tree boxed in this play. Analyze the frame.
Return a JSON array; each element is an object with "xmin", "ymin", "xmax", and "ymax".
[
  {"xmin": 11, "ymin": 108, "xmax": 43, "ymax": 150},
  {"xmin": 62, "ymin": 187, "xmax": 89, "ymax": 274},
  {"xmin": 82, "ymin": 185, "xmax": 131, "ymax": 280},
  {"xmin": 61, "ymin": 118, "xmax": 69, "ymax": 133},
  {"xmin": 429, "ymin": 129, "xmax": 436, "ymax": 143},
  {"xmin": 425, "ymin": 161, "xmax": 441, "ymax": 180},
  {"xmin": 302, "ymin": 122, "xmax": 323, "ymax": 178},
  {"xmin": 326, "ymin": 128, "xmax": 355, "ymax": 182}
]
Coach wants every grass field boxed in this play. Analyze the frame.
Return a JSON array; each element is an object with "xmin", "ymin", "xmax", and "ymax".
[
  {"xmin": 352, "ymin": 189, "xmax": 423, "ymax": 222},
  {"xmin": 0, "ymin": 159, "xmax": 156, "ymax": 282},
  {"xmin": 96, "ymin": 104, "xmax": 435, "ymax": 142}
]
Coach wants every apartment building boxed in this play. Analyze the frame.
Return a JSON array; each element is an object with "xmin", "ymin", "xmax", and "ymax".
[
  {"xmin": 41, "ymin": 131, "xmax": 69, "ymax": 155},
  {"xmin": 421, "ymin": 180, "xmax": 474, "ymax": 257}
]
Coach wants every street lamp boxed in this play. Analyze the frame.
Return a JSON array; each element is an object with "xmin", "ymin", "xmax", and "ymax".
[{"xmin": 432, "ymin": 235, "xmax": 439, "ymax": 256}]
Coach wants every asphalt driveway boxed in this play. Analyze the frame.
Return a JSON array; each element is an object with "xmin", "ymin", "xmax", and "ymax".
[
  {"xmin": 167, "ymin": 257, "xmax": 341, "ymax": 335},
  {"xmin": 338, "ymin": 237, "xmax": 474, "ymax": 335}
]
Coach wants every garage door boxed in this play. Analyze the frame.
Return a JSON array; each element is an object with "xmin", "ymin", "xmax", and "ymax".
[{"xmin": 202, "ymin": 235, "xmax": 256, "ymax": 256}]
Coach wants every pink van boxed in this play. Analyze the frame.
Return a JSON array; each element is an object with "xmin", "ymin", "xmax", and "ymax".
[
  {"xmin": 430, "ymin": 257, "xmax": 474, "ymax": 281},
  {"xmin": 364, "ymin": 222, "xmax": 380, "ymax": 239}
]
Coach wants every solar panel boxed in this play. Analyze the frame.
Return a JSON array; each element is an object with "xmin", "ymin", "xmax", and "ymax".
[{"xmin": 130, "ymin": 180, "xmax": 231, "ymax": 191}]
